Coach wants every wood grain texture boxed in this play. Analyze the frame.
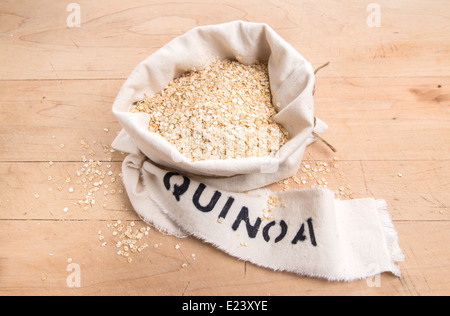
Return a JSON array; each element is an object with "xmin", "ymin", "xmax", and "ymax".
[
  {"xmin": 0, "ymin": 0, "xmax": 449, "ymax": 296},
  {"xmin": 1, "ymin": 0, "xmax": 449, "ymax": 80},
  {"xmin": 0, "ymin": 220, "xmax": 448, "ymax": 296},
  {"xmin": 1, "ymin": 160, "xmax": 448, "ymax": 221},
  {"xmin": 1, "ymin": 77, "xmax": 448, "ymax": 161}
]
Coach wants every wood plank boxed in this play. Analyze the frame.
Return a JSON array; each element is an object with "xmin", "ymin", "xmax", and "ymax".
[
  {"xmin": 273, "ymin": 159, "xmax": 450, "ymax": 221},
  {"xmin": 1, "ymin": 0, "xmax": 449, "ymax": 80},
  {"xmin": 0, "ymin": 79, "xmax": 124, "ymax": 162},
  {"xmin": 0, "ymin": 162, "xmax": 135, "ymax": 221},
  {"xmin": 1, "ymin": 0, "xmax": 449, "ymax": 297},
  {"xmin": 358, "ymin": 160, "xmax": 450, "ymax": 221},
  {"xmin": 238, "ymin": 221, "xmax": 450, "ymax": 296},
  {"xmin": 1, "ymin": 159, "xmax": 448, "ymax": 222},
  {"xmin": 0, "ymin": 77, "xmax": 449, "ymax": 162},
  {"xmin": 313, "ymin": 76, "xmax": 450, "ymax": 161},
  {"xmin": 0, "ymin": 220, "xmax": 246, "ymax": 296},
  {"xmin": 0, "ymin": 220, "xmax": 448, "ymax": 296}
]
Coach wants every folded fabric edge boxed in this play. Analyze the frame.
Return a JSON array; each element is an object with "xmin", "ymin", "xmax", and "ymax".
[
  {"xmin": 376, "ymin": 199, "xmax": 405, "ymax": 277},
  {"xmin": 120, "ymin": 154, "xmax": 189, "ymax": 239},
  {"xmin": 308, "ymin": 117, "xmax": 328, "ymax": 145}
]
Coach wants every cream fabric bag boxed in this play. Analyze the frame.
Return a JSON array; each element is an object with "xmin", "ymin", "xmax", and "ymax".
[
  {"xmin": 112, "ymin": 21, "xmax": 404, "ymax": 281},
  {"xmin": 112, "ymin": 21, "xmax": 327, "ymax": 191}
]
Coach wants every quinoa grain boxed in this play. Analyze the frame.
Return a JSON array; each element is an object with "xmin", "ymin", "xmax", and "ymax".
[{"xmin": 131, "ymin": 59, "xmax": 289, "ymax": 161}]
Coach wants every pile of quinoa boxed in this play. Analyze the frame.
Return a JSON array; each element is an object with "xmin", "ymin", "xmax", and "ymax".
[{"xmin": 131, "ymin": 59, "xmax": 289, "ymax": 161}]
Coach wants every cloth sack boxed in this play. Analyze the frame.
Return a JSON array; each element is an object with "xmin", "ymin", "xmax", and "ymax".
[
  {"xmin": 112, "ymin": 20, "xmax": 327, "ymax": 191},
  {"xmin": 112, "ymin": 21, "xmax": 404, "ymax": 281}
]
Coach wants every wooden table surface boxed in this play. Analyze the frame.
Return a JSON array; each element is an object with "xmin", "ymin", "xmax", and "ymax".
[{"xmin": 1, "ymin": 0, "xmax": 449, "ymax": 296}]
